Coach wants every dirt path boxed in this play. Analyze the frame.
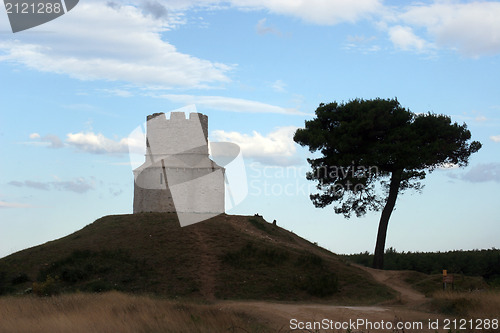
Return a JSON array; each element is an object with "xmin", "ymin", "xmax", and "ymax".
[
  {"xmin": 352, "ymin": 263, "xmax": 427, "ymax": 307},
  {"xmin": 217, "ymin": 265, "xmax": 438, "ymax": 332},
  {"xmin": 193, "ymin": 228, "xmax": 217, "ymax": 300},
  {"xmin": 218, "ymin": 300, "xmax": 445, "ymax": 332}
]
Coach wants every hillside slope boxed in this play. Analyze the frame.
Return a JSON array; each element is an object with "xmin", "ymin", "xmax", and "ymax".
[{"xmin": 0, "ymin": 213, "xmax": 394, "ymax": 303}]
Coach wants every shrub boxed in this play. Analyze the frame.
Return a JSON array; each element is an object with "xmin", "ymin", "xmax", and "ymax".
[
  {"xmin": 33, "ymin": 275, "xmax": 60, "ymax": 296},
  {"xmin": 222, "ymin": 242, "xmax": 288, "ymax": 268},
  {"xmin": 248, "ymin": 218, "xmax": 268, "ymax": 231},
  {"xmin": 306, "ymin": 273, "xmax": 339, "ymax": 297},
  {"xmin": 295, "ymin": 271, "xmax": 339, "ymax": 297},
  {"xmin": 0, "ymin": 271, "xmax": 8, "ymax": 295},
  {"xmin": 295, "ymin": 252, "xmax": 323, "ymax": 268}
]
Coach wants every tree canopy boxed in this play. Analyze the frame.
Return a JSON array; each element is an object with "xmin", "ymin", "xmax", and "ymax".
[{"xmin": 294, "ymin": 98, "xmax": 482, "ymax": 269}]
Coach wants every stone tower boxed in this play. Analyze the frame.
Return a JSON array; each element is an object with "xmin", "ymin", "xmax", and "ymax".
[{"xmin": 133, "ymin": 112, "xmax": 225, "ymax": 226}]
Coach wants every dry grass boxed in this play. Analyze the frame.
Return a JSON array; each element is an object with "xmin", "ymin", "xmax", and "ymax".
[
  {"xmin": 3, "ymin": 290, "xmax": 499, "ymax": 333},
  {"xmin": 0, "ymin": 291, "xmax": 270, "ymax": 333},
  {"xmin": 431, "ymin": 290, "xmax": 500, "ymax": 318}
]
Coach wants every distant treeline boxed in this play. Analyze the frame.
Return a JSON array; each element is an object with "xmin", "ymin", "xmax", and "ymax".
[{"xmin": 343, "ymin": 248, "xmax": 500, "ymax": 285}]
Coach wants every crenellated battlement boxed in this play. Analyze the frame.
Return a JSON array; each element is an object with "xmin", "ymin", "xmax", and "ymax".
[
  {"xmin": 146, "ymin": 112, "xmax": 209, "ymax": 158},
  {"xmin": 146, "ymin": 112, "xmax": 208, "ymax": 124}
]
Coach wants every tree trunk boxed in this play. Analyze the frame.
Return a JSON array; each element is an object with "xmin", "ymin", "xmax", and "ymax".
[{"xmin": 373, "ymin": 169, "xmax": 402, "ymax": 269}]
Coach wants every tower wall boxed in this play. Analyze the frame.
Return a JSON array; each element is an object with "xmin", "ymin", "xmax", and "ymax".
[
  {"xmin": 133, "ymin": 112, "xmax": 224, "ymax": 216},
  {"xmin": 146, "ymin": 112, "xmax": 209, "ymax": 160}
]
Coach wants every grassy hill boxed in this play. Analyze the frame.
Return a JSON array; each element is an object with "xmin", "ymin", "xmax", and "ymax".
[{"xmin": 0, "ymin": 213, "xmax": 394, "ymax": 303}]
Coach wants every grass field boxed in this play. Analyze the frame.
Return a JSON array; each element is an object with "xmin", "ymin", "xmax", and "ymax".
[
  {"xmin": 0, "ymin": 291, "xmax": 272, "ymax": 333},
  {"xmin": 431, "ymin": 290, "xmax": 500, "ymax": 318},
  {"xmin": 1, "ymin": 290, "xmax": 499, "ymax": 333}
]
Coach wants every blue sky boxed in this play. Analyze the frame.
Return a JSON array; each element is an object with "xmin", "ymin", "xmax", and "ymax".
[{"xmin": 1, "ymin": 0, "xmax": 500, "ymax": 258}]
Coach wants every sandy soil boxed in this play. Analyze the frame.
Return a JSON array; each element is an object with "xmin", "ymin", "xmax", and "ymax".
[
  {"xmin": 353, "ymin": 263, "xmax": 427, "ymax": 307},
  {"xmin": 217, "ymin": 265, "xmax": 451, "ymax": 332}
]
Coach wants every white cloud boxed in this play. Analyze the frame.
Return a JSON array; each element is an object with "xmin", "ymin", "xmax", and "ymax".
[
  {"xmin": 271, "ymin": 79, "xmax": 286, "ymax": 92},
  {"xmin": 27, "ymin": 133, "xmax": 65, "ymax": 148},
  {"xmin": 211, "ymin": 126, "xmax": 299, "ymax": 165},
  {"xmin": 490, "ymin": 135, "xmax": 500, "ymax": 143},
  {"xmin": 347, "ymin": 35, "xmax": 376, "ymax": 43},
  {"xmin": 8, "ymin": 178, "xmax": 95, "ymax": 193},
  {"xmin": 156, "ymin": 94, "xmax": 309, "ymax": 115},
  {"xmin": 116, "ymin": 0, "xmax": 382, "ymax": 25},
  {"xmin": 100, "ymin": 88, "xmax": 133, "ymax": 97},
  {"xmin": 0, "ymin": 2, "xmax": 232, "ymax": 88},
  {"xmin": 2, "ymin": 0, "xmax": 499, "ymax": 86},
  {"xmin": 344, "ymin": 34, "xmax": 380, "ymax": 53},
  {"xmin": 42, "ymin": 134, "xmax": 65, "ymax": 148},
  {"xmin": 9, "ymin": 180, "xmax": 50, "ymax": 190},
  {"xmin": 66, "ymin": 132, "xmax": 133, "ymax": 154},
  {"xmin": 28, "ymin": 130, "xmax": 143, "ymax": 155},
  {"xmin": 454, "ymin": 163, "xmax": 500, "ymax": 183},
  {"xmin": 0, "ymin": 0, "xmax": 383, "ymax": 89},
  {"xmin": 256, "ymin": 18, "xmax": 282, "ymax": 36},
  {"xmin": 51, "ymin": 178, "xmax": 95, "ymax": 193},
  {"xmin": 388, "ymin": 25, "xmax": 430, "ymax": 53},
  {"xmin": 233, "ymin": 0, "xmax": 382, "ymax": 25},
  {"xmin": 30, "ymin": 124, "xmax": 301, "ymax": 164},
  {"xmin": 397, "ymin": 1, "xmax": 500, "ymax": 57}
]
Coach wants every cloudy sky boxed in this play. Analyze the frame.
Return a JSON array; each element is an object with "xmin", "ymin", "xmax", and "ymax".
[{"xmin": 1, "ymin": 0, "xmax": 500, "ymax": 258}]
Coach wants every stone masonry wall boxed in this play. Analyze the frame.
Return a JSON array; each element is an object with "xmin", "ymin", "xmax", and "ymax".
[{"xmin": 133, "ymin": 112, "xmax": 224, "ymax": 215}]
